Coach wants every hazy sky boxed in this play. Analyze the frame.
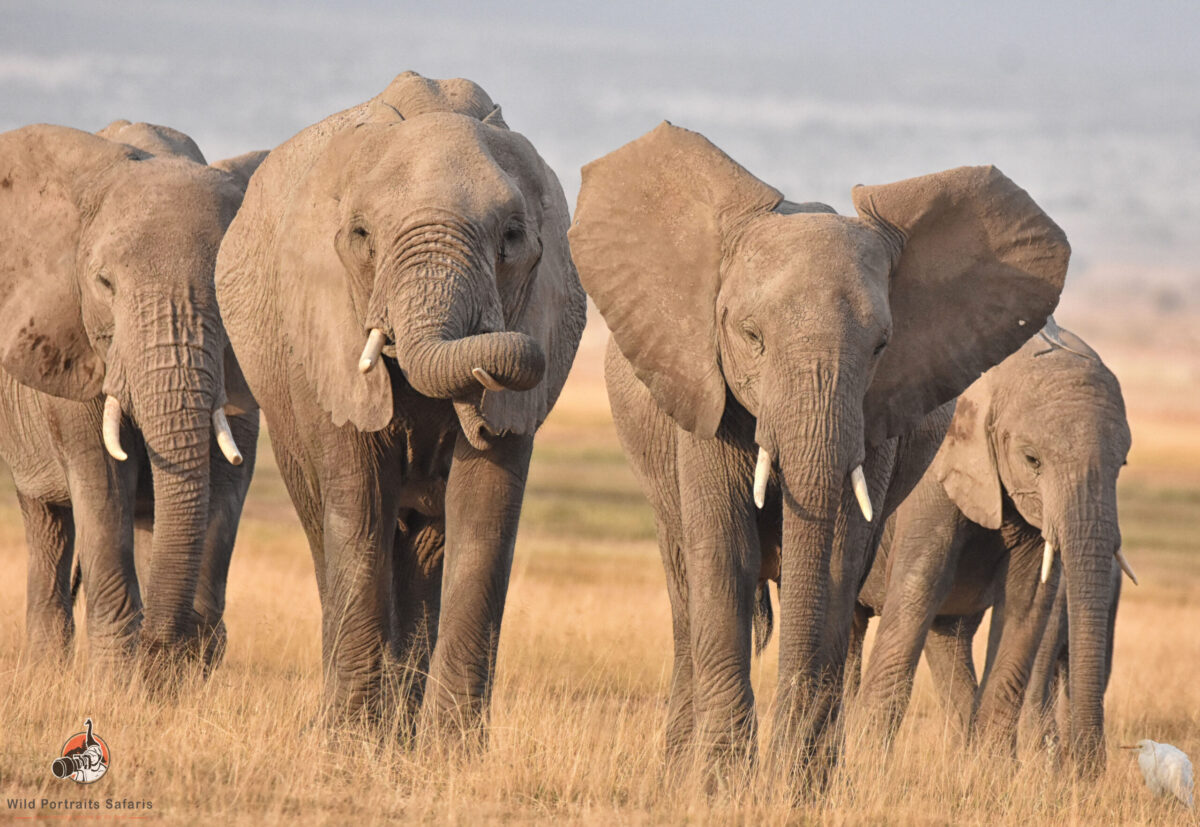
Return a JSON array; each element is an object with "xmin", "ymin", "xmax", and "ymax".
[{"xmin": 2, "ymin": 1, "xmax": 1198, "ymax": 292}]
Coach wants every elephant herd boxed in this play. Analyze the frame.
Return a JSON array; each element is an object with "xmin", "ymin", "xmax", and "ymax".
[{"xmin": 0, "ymin": 72, "xmax": 1135, "ymax": 786}]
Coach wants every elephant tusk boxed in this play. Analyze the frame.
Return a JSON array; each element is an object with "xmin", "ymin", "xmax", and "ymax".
[
  {"xmin": 1115, "ymin": 548, "xmax": 1138, "ymax": 586},
  {"xmin": 472, "ymin": 367, "xmax": 507, "ymax": 392},
  {"xmin": 358, "ymin": 328, "xmax": 386, "ymax": 374},
  {"xmin": 212, "ymin": 409, "xmax": 244, "ymax": 466},
  {"xmin": 102, "ymin": 395, "xmax": 128, "ymax": 462},
  {"xmin": 1040, "ymin": 540, "xmax": 1054, "ymax": 584},
  {"xmin": 850, "ymin": 465, "xmax": 872, "ymax": 522},
  {"xmin": 753, "ymin": 446, "xmax": 771, "ymax": 509}
]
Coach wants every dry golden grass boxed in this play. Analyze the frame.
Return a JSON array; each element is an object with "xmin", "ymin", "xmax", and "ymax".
[{"xmin": 1, "ymin": 318, "xmax": 1198, "ymax": 824}]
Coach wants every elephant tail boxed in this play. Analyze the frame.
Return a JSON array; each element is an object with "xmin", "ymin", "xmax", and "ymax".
[{"xmin": 752, "ymin": 582, "xmax": 774, "ymax": 655}]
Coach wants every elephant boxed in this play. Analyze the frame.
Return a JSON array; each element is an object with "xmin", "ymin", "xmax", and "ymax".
[
  {"xmin": 853, "ymin": 321, "xmax": 1132, "ymax": 774},
  {"xmin": 568, "ymin": 122, "xmax": 1070, "ymax": 780},
  {"xmin": 214, "ymin": 72, "xmax": 586, "ymax": 737},
  {"xmin": 0, "ymin": 120, "xmax": 263, "ymax": 669}
]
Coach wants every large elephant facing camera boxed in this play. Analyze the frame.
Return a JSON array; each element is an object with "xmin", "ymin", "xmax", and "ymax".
[
  {"xmin": 215, "ymin": 73, "xmax": 586, "ymax": 735},
  {"xmin": 569, "ymin": 123, "xmax": 1069, "ymax": 777},
  {"xmin": 0, "ymin": 120, "xmax": 261, "ymax": 667}
]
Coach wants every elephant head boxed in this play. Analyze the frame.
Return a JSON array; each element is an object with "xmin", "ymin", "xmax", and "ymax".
[
  {"xmin": 0, "ymin": 123, "xmax": 254, "ymax": 653},
  {"xmin": 934, "ymin": 321, "xmax": 1131, "ymax": 770},
  {"xmin": 569, "ymin": 122, "xmax": 1070, "ymax": 754},
  {"xmin": 243, "ymin": 72, "xmax": 585, "ymax": 446}
]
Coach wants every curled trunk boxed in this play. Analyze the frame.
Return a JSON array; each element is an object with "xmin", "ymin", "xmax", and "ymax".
[{"xmin": 374, "ymin": 231, "xmax": 545, "ymax": 398}]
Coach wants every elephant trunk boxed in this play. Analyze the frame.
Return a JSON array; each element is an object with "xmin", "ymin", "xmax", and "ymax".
[
  {"xmin": 370, "ymin": 217, "xmax": 545, "ymax": 399},
  {"xmin": 129, "ymin": 304, "xmax": 221, "ymax": 655},
  {"xmin": 1056, "ymin": 495, "xmax": 1121, "ymax": 776},
  {"xmin": 766, "ymin": 368, "xmax": 865, "ymax": 774}
]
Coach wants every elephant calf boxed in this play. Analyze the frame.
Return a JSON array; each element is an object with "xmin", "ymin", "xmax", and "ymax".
[
  {"xmin": 853, "ymin": 321, "xmax": 1133, "ymax": 774},
  {"xmin": 215, "ymin": 72, "xmax": 586, "ymax": 737},
  {"xmin": 0, "ymin": 121, "xmax": 263, "ymax": 668}
]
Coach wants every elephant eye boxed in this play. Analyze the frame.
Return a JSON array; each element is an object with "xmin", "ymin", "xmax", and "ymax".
[
  {"xmin": 740, "ymin": 320, "xmax": 764, "ymax": 355},
  {"xmin": 873, "ymin": 338, "xmax": 888, "ymax": 357},
  {"xmin": 1024, "ymin": 451, "xmax": 1041, "ymax": 471},
  {"xmin": 96, "ymin": 270, "xmax": 115, "ymax": 295},
  {"xmin": 499, "ymin": 221, "xmax": 526, "ymax": 262}
]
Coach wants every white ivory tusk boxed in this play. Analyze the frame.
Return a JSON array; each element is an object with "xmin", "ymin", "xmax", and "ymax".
[
  {"xmin": 472, "ymin": 367, "xmax": 506, "ymax": 392},
  {"xmin": 1040, "ymin": 540, "xmax": 1054, "ymax": 584},
  {"xmin": 212, "ymin": 409, "xmax": 244, "ymax": 466},
  {"xmin": 850, "ymin": 465, "xmax": 872, "ymax": 522},
  {"xmin": 753, "ymin": 446, "xmax": 771, "ymax": 509},
  {"xmin": 102, "ymin": 395, "xmax": 128, "ymax": 462},
  {"xmin": 358, "ymin": 329, "xmax": 385, "ymax": 374},
  {"xmin": 1114, "ymin": 548, "xmax": 1138, "ymax": 586}
]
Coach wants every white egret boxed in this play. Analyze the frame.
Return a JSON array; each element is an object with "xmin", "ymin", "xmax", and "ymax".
[{"xmin": 1122, "ymin": 740, "xmax": 1193, "ymax": 809}]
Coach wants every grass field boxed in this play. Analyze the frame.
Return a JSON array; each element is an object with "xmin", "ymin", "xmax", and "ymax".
[{"xmin": 1, "ymin": 319, "xmax": 1197, "ymax": 824}]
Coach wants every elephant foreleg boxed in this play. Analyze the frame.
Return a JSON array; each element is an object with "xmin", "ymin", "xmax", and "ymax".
[
  {"xmin": 418, "ymin": 432, "xmax": 534, "ymax": 745},
  {"xmin": 319, "ymin": 469, "xmax": 398, "ymax": 726},
  {"xmin": 857, "ymin": 485, "xmax": 967, "ymax": 748},
  {"xmin": 390, "ymin": 513, "xmax": 444, "ymax": 736},
  {"xmin": 20, "ymin": 494, "xmax": 76, "ymax": 660},
  {"xmin": 973, "ymin": 530, "xmax": 1058, "ymax": 754},
  {"xmin": 675, "ymin": 427, "xmax": 760, "ymax": 773},
  {"xmin": 923, "ymin": 612, "xmax": 983, "ymax": 744},
  {"xmin": 68, "ymin": 462, "xmax": 140, "ymax": 666}
]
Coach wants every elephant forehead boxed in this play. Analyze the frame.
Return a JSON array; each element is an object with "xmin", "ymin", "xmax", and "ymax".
[
  {"xmin": 353, "ymin": 117, "xmax": 537, "ymax": 212},
  {"xmin": 728, "ymin": 213, "xmax": 893, "ymax": 318}
]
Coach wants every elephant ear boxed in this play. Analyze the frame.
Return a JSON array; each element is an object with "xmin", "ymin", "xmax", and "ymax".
[
  {"xmin": 854, "ymin": 166, "xmax": 1069, "ymax": 445},
  {"xmin": 569, "ymin": 122, "xmax": 782, "ymax": 438},
  {"xmin": 933, "ymin": 372, "xmax": 1002, "ymax": 529},
  {"xmin": 217, "ymin": 124, "xmax": 392, "ymax": 431},
  {"xmin": 477, "ymin": 162, "xmax": 586, "ymax": 435},
  {"xmin": 283, "ymin": 127, "xmax": 392, "ymax": 431},
  {"xmin": 0, "ymin": 125, "xmax": 135, "ymax": 400}
]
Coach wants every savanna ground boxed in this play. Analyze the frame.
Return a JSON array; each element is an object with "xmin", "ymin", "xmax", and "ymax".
[{"xmin": 1, "ymin": 308, "xmax": 1198, "ymax": 825}]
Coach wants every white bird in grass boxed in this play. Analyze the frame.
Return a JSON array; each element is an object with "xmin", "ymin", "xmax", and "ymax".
[{"xmin": 1122, "ymin": 740, "xmax": 1193, "ymax": 809}]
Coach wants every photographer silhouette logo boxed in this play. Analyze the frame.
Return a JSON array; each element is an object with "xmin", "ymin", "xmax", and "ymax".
[{"xmin": 51, "ymin": 718, "xmax": 109, "ymax": 784}]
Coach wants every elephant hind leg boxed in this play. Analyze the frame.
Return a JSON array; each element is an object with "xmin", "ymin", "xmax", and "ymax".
[
  {"xmin": 923, "ymin": 612, "xmax": 982, "ymax": 746},
  {"xmin": 20, "ymin": 494, "xmax": 76, "ymax": 660}
]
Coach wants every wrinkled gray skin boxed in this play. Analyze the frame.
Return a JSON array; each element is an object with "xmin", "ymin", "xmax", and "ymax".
[
  {"xmin": 0, "ymin": 120, "xmax": 262, "ymax": 668},
  {"xmin": 570, "ymin": 123, "xmax": 1070, "ymax": 782},
  {"xmin": 1020, "ymin": 564, "xmax": 1122, "ymax": 754},
  {"xmin": 215, "ymin": 73, "xmax": 586, "ymax": 737},
  {"xmin": 854, "ymin": 325, "xmax": 1130, "ymax": 775}
]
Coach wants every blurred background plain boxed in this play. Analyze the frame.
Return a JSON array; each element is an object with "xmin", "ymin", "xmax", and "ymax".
[{"xmin": 3, "ymin": 0, "xmax": 1198, "ymax": 317}]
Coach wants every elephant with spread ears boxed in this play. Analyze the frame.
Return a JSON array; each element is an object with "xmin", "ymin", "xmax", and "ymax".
[
  {"xmin": 0, "ymin": 119, "xmax": 262, "ymax": 670},
  {"xmin": 215, "ymin": 72, "xmax": 586, "ymax": 738},
  {"xmin": 568, "ymin": 122, "xmax": 1070, "ymax": 782},
  {"xmin": 853, "ymin": 321, "xmax": 1132, "ymax": 775}
]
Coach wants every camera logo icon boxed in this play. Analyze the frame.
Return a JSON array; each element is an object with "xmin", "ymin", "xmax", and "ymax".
[{"xmin": 51, "ymin": 718, "xmax": 109, "ymax": 784}]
